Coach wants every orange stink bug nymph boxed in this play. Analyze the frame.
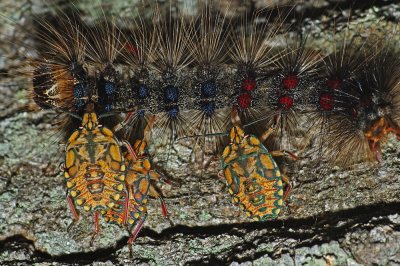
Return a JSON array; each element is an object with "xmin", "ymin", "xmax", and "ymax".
[
  {"xmin": 64, "ymin": 102, "xmax": 132, "ymax": 244},
  {"xmin": 103, "ymin": 116, "xmax": 169, "ymax": 255},
  {"xmin": 220, "ymin": 109, "xmax": 293, "ymax": 221}
]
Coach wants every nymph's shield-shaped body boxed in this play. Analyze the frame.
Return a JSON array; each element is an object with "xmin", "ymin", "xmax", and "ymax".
[
  {"xmin": 221, "ymin": 126, "xmax": 285, "ymax": 221},
  {"xmin": 64, "ymin": 108, "xmax": 126, "ymax": 214},
  {"xmin": 103, "ymin": 140, "xmax": 152, "ymax": 226},
  {"xmin": 103, "ymin": 139, "xmax": 168, "ymax": 246}
]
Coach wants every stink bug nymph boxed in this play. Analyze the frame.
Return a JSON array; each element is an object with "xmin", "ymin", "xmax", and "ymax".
[
  {"xmin": 220, "ymin": 109, "xmax": 292, "ymax": 221},
  {"xmin": 64, "ymin": 102, "xmax": 129, "ymax": 244},
  {"xmin": 103, "ymin": 116, "xmax": 169, "ymax": 255}
]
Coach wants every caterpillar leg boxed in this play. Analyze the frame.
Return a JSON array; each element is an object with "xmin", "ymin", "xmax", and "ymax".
[
  {"xmin": 90, "ymin": 211, "xmax": 100, "ymax": 247},
  {"xmin": 66, "ymin": 195, "xmax": 79, "ymax": 232},
  {"xmin": 270, "ymin": 150, "xmax": 298, "ymax": 160}
]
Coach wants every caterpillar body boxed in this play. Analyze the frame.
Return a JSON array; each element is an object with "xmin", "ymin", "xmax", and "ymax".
[{"xmin": 22, "ymin": 4, "xmax": 400, "ymax": 169}]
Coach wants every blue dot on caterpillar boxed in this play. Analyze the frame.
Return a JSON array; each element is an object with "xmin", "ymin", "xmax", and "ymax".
[{"xmin": 219, "ymin": 108, "xmax": 296, "ymax": 221}]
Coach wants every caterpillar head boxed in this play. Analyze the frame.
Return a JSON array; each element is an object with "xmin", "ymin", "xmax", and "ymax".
[{"xmin": 364, "ymin": 117, "xmax": 400, "ymax": 162}]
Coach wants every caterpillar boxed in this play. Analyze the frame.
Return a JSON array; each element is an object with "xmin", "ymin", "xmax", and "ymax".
[
  {"xmin": 5, "ymin": 2, "xmax": 399, "ymax": 168},
  {"xmin": 1, "ymin": 0, "xmax": 399, "ymax": 256}
]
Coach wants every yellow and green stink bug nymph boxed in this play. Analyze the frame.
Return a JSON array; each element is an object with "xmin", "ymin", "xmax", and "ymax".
[{"xmin": 220, "ymin": 109, "xmax": 293, "ymax": 221}]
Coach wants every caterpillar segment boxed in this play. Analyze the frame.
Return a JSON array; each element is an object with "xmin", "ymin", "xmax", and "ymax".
[
  {"xmin": 130, "ymin": 9, "xmax": 197, "ymax": 171},
  {"xmin": 304, "ymin": 20, "xmax": 377, "ymax": 162},
  {"xmin": 30, "ymin": 12, "xmax": 89, "ymax": 113},
  {"xmin": 185, "ymin": 6, "xmax": 232, "ymax": 155},
  {"xmin": 230, "ymin": 8, "xmax": 287, "ymax": 138},
  {"xmin": 220, "ymin": 109, "xmax": 292, "ymax": 221},
  {"xmin": 86, "ymin": 18, "xmax": 128, "ymax": 113},
  {"xmin": 119, "ymin": 13, "xmax": 159, "ymax": 141},
  {"xmin": 64, "ymin": 102, "xmax": 135, "ymax": 245},
  {"xmin": 259, "ymin": 37, "xmax": 323, "ymax": 151},
  {"xmin": 150, "ymin": 10, "xmax": 193, "ymax": 143}
]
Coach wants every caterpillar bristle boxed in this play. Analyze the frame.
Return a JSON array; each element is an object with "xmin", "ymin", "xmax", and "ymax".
[
  {"xmin": 306, "ymin": 32, "xmax": 372, "ymax": 165},
  {"xmin": 120, "ymin": 13, "xmax": 157, "ymax": 70},
  {"xmin": 117, "ymin": 11, "xmax": 158, "ymax": 137},
  {"xmin": 85, "ymin": 20, "xmax": 122, "ymax": 66},
  {"xmin": 189, "ymin": 5, "xmax": 229, "ymax": 67}
]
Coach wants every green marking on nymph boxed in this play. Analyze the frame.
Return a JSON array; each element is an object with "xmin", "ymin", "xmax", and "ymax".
[
  {"xmin": 258, "ymin": 206, "xmax": 267, "ymax": 213},
  {"xmin": 260, "ymin": 213, "xmax": 278, "ymax": 221},
  {"xmin": 86, "ymin": 131, "xmax": 96, "ymax": 163},
  {"xmin": 251, "ymin": 194, "xmax": 266, "ymax": 207}
]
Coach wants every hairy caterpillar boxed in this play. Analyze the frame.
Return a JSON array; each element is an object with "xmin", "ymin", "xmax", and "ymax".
[{"xmin": 4, "ymin": 2, "xmax": 399, "ymax": 168}]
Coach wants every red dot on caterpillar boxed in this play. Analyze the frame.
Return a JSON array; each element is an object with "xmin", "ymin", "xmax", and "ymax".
[
  {"xmin": 278, "ymin": 95, "xmax": 294, "ymax": 110},
  {"xmin": 326, "ymin": 78, "xmax": 342, "ymax": 90},
  {"xmin": 124, "ymin": 42, "xmax": 138, "ymax": 56},
  {"xmin": 319, "ymin": 92, "xmax": 334, "ymax": 111},
  {"xmin": 282, "ymin": 74, "xmax": 299, "ymax": 90},
  {"xmin": 241, "ymin": 78, "xmax": 257, "ymax": 91},
  {"xmin": 237, "ymin": 93, "xmax": 252, "ymax": 109}
]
